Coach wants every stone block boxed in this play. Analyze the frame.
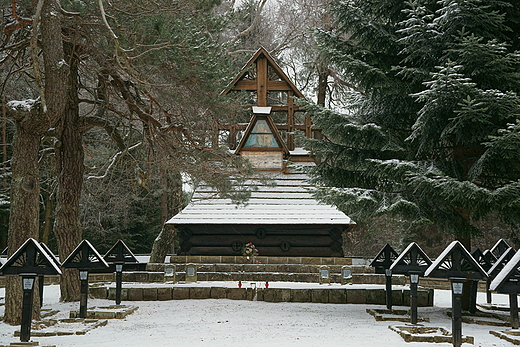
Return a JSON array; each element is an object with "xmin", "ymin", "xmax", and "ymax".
[
  {"xmin": 221, "ymin": 256, "xmax": 236, "ymax": 263},
  {"xmin": 311, "ymin": 289, "xmax": 330, "ymax": 303},
  {"xmin": 214, "ymin": 264, "xmax": 236, "ymax": 272},
  {"xmin": 227, "ymin": 288, "xmax": 247, "ymax": 300},
  {"xmin": 133, "ymin": 272, "xmax": 149, "ymax": 283},
  {"xmin": 173, "ymin": 287, "xmax": 190, "ymax": 300},
  {"xmin": 321, "ymin": 258, "xmax": 335, "ymax": 265},
  {"xmin": 147, "ymin": 272, "xmax": 165, "ymax": 283},
  {"xmin": 157, "ymin": 287, "xmax": 173, "ymax": 300},
  {"xmin": 248, "ymin": 264, "xmax": 266, "ymax": 271},
  {"xmin": 122, "ymin": 272, "xmax": 134, "ymax": 282},
  {"xmin": 146, "ymin": 263, "xmax": 165, "ymax": 272},
  {"xmin": 190, "ymin": 287, "xmax": 211, "ymax": 299},
  {"xmin": 402, "ymin": 290, "xmax": 411, "ymax": 306},
  {"xmin": 197, "ymin": 264, "xmax": 214, "ymax": 272},
  {"xmin": 89, "ymin": 286, "xmax": 108, "ymax": 299},
  {"xmin": 255, "ymin": 256, "xmax": 268, "ymax": 264},
  {"xmin": 269, "ymin": 257, "xmax": 288, "ymax": 264},
  {"xmin": 302, "ymin": 257, "xmax": 321, "ymax": 265},
  {"xmin": 264, "ymin": 288, "xmax": 291, "ymax": 302},
  {"xmin": 291, "ymin": 289, "xmax": 312, "ymax": 302},
  {"xmin": 417, "ymin": 289, "xmax": 431, "ymax": 307},
  {"xmin": 119, "ymin": 288, "xmax": 129, "ymax": 301},
  {"xmin": 107, "ymin": 287, "xmax": 115, "ymax": 301},
  {"xmin": 264, "ymin": 264, "xmax": 282, "ymax": 272},
  {"xmin": 346, "ymin": 289, "xmax": 366, "ymax": 304},
  {"xmin": 207, "ymin": 273, "xmax": 232, "ymax": 281},
  {"xmin": 169, "ymin": 255, "xmax": 187, "ymax": 263},
  {"xmin": 127, "ymin": 288, "xmax": 143, "ymax": 301},
  {"xmin": 210, "ymin": 287, "xmax": 228, "ymax": 299},
  {"xmin": 329, "ymin": 289, "xmax": 347, "ymax": 304},
  {"xmin": 366, "ymin": 289, "xmax": 386, "ymax": 304},
  {"xmin": 142, "ymin": 288, "xmax": 158, "ymax": 301},
  {"xmin": 107, "ymin": 287, "xmax": 127, "ymax": 301},
  {"xmin": 254, "ymin": 288, "xmax": 264, "ymax": 301},
  {"xmin": 392, "ymin": 290, "xmax": 404, "ymax": 306},
  {"xmin": 334, "ymin": 258, "xmax": 352, "ymax": 266},
  {"xmin": 200, "ymin": 256, "xmax": 217, "ymax": 264}
]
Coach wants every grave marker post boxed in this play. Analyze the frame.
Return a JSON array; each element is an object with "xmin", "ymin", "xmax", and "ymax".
[
  {"xmin": 425, "ymin": 241, "xmax": 487, "ymax": 347},
  {"xmin": 390, "ymin": 242, "xmax": 431, "ymax": 321},
  {"xmin": 103, "ymin": 240, "xmax": 139, "ymax": 305},
  {"xmin": 0, "ymin": 238, "xmax": 62, "ymax": 342},
  {"xmin": 370, "ymin": 244, "xmax": 399, "ymax": 310},
  {"xmin": 62, "ymin": 240, "xmax": 109, "ymax": 318},
  {"xmin": 20, "ymin": 273, "xmax": 36, "ymax": 342},
  {"xmin": 490, "ymin": 249, "xmax": 520, "ymax": 329},
  {"xmin": 450, "ymin": 278, "xmax": 465, "ymax": 347}
]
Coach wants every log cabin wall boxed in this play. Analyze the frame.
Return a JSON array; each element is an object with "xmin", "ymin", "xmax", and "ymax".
[{"xmin": 176, "ymin": 224, "xmax": 349, "ymax": 257}]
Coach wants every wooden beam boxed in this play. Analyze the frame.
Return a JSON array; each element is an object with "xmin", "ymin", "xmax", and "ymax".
[{"xmin": 257, "ymin": 56, "xmax": 268, "ymax": 107}]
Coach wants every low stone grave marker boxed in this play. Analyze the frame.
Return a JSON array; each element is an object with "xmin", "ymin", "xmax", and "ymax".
[
  {"xmin": 366, "ymin": 308, "xmax": 429, "ymax": 323},
  {"xmin": 389, "ymin": 325, "xmax": 474, "ymax": 344}
]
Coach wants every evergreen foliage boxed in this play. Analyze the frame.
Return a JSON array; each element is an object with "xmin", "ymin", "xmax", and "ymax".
[{"xmin": 306, "ymin": 0, "xmax": 520, "ymax": 243}]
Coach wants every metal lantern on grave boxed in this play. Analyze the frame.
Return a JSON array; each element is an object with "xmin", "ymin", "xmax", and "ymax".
[
  {"xmin": 490, "ymin": 249, "xmax": 520, "ymax": 329},
  {"xmin": 0, "ymin": 238, "xmax": 62, "ymax": 342},
  {"xmin": 62, "ymin": 240, "xmax": 109, "ymax": 318},
  {"xmin": 103, "ymin": 239, "xmax": 139, "ymax": 305},
  {"xmin": 425, "ymin": 241, "xmax": 487, "ymax": 347},
  {"xmin": 390, "ymin": 242, "xmax": 432, "ymax": 324},
  {"xmin": 370, "ymin": 244, "xmax": 399, "ymax": 309}
]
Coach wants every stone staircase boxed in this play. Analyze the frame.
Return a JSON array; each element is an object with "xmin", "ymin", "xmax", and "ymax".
[{"xmin": 143, "ymin": 256, "xmax": 408, "ymax": 285}]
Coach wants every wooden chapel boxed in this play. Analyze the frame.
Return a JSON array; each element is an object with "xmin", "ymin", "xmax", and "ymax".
[{"xmin": 165, "ymin": 48, "xmax": 354, "ymax": 257}]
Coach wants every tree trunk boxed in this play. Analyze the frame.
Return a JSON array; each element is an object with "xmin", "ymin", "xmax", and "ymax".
[
  {"xmin": 149, "ymin": 170, "xmax": 183, "ymax": 263},
  {"xmin": 54, "ymin": 48, "xmax": 82, "ymax": 302},
  {"xmin": 4, "ymin": 128, "xmax": 42, "ymax": 325},
  {"xmin": 4, "ymin": 0, "xmax": 68, "ymax": 324}
]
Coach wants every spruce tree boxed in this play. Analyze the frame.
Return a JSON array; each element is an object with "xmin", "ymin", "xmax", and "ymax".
[{"xmin": 306, "ymin": 0, "xmax": 520, "ymax": 248}]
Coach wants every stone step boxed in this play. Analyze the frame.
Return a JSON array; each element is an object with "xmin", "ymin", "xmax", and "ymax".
[
  {"xmin": 89, "ymin": 285, "xmax": 434, "ymax": 307},
  {"xmin": 169, "ymin": 255, "xmax": 356, "ymax": 265},
  {"xmin": 149, "ymin": 263, "xmax": 373, "ymax": 274}
]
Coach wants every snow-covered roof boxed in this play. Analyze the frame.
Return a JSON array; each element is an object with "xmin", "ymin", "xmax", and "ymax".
[
  {"xmin": 166, "ymin": 168, "xmax": 353, "ymax": 226},
  {"xmin": 424, "ymin": 240, "xmax": 487, "ymax": 279},
  {"xmin": 490, "ymin": 249, "xmax": 520, "ymax": 291}
]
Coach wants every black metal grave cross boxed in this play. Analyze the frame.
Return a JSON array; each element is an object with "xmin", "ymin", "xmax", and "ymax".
[
  {"xmin": 390, "ymin": 242, "xmax": 432, "ymax": 324},
  {"xmin": 62, "ymin": 240, "xmax": 108, "ymax": 318},
  {"xmin": 425, "ymin": 241, "xmax": 487, "ymax": 347},
  {"xmin": 103, "ymin": 239, "xmax": 139, "ymax": 305},
  {"xmin": 490, "ymin": 249, "xmax": 520, "ymax": 329},
  {"xmin": 0, "ymin": 238, "xmax": 62, "ymax": 342},
  {"xmin": 370, "ymin": 244, "xmax": 398, "ymax": 309}
]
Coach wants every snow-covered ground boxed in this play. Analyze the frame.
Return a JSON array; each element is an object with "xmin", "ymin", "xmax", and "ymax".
[{"xmin": 0, "ymin": 282, "xmax": 518, "ymax": 346}]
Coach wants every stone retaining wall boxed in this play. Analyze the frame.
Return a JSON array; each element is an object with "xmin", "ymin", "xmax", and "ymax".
[
  {"xmin": 89, "ymin": 285, "xmax": 434, "ymax": 306},
  {"xmin": 169, "ymin": 256, "xmax": 354, "ymax": 265}
]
